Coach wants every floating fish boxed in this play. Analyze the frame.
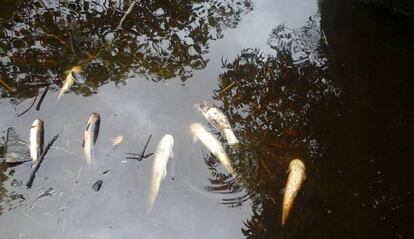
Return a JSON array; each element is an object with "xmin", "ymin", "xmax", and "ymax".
[
  {"xmin": 30, "ymin": 119, "xmax": 44, "ymax": 167},
  {"xmin": 195, "ymin": 101, "xmax": 239, "ymax": 147},
  {"xmin": 190, "ymin": 123, "xmax": 236, "ymax": 177},
  {"xmin": 148, "ymin": 134, "xmax": 174, "ymax": 213},
  {"xmin": 57, "ymin": 66, "xmax": 84, "ymax": 101},
  {"xmin": 112, "ymin": 135, "xmax": 123, "ymax": 149},
  {"xmin": 281, "ymin": 159, "xmax": 306, "ymax": 225},
  {"xmin": 4, "ymin": 128, "xmax": 31, "ymax": 163},
  {"xmin": 82, "ymin": 113, "xmax": 101, "ymax": 164}
]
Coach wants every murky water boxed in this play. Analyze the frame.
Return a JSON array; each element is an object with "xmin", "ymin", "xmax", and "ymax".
[{"xmin": 0, "ymin": 0, "xmax": 413, "ymax": 238}]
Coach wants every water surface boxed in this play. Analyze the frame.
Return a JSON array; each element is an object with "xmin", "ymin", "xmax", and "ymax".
[{"xmin": 0, "ymin": 0, "xmax": 413, "ymax": 238}]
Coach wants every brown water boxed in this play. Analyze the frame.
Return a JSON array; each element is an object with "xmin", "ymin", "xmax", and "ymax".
[{"xmin": 0, "ymin": 0, "xmax": 413, "ymax": 238}]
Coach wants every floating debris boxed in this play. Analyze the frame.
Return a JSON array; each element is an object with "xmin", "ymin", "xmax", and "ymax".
[
  {"xmin": 82, "ymin": 112, "xmax": 101, "ymax": 164},
  {"xmin": 112, "ymin": 135, "xmax": 123, "ymax": 149},
  {"xmin": 125, "ymin": 134, "xmax": 153, "ymax": 161},
  {"xmin": 118, "ymin": 1, "xmax": 136, "ymax": 29},
  {"xmin": 37, "ymin": 187, "xmax": 54, "ymax": 200},
  {"xmin": 4, "ymin": 128, "xmax": 31, "ymax": 163},
  {"xmin": 281, "ymin": 159, "xmax": 306, "ymax": 225},
  {"xmin": 35, "ymin": 86, "xmax": 49, "ymax": 111},
  {"xmin": 26, "ymin": 134, "xmax": 59, "ymax": 189},
  {"xmin": 0, "ymin": 78, "xmax": 13, "ymax": 92},
  {"xmin": 92, "ymin": 179, "xmax": 103, "ymax": 192},
  {"xmin": 10, "ymin": 179, "xmax": 22, "ymax": 187},
  {"xmin": 8, "ymin": 169, "xmax": 16, "ymax": 176}
]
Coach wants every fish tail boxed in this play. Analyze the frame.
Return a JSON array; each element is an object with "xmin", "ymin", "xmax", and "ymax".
[
  {"xmin": 57, "ymin": 89, "xmax": 64, "ymax": 101},
  {"xmin": 224, "ymin": 129, "xmax": 239, "ymax": 146},
  {"xmin": 84, "ymin": 147, "xmax": 93, "ymax": 164},
  {"xmin": 147, "ymin": 178, "xmax": 160, "ymax": 214},
  {"xmin": 281, "ymin": 197, "xmax": 292, "ymax": 225}
]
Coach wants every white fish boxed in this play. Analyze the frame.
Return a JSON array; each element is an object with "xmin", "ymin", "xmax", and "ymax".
[
  {"xmin": 57, "ymin": 66, "xmax": 83, "ymax": 101},
  {"xmin": 190, "ymin": 123, "xmax": 236, "ymax": 177},
  {"xmin": 112, "ymin": 135, "xmax": 123, "ymax": 149},
  {"xmin": 148, "ymin": 134, "xmax": 174, "ymax": 213},
  {"xmin": 82, "ymin": 113, "xmax": 100, "ymax": 164},
  {"xmin": 30, "ymin": 119, "xmax": 44, "ymax": 167},
  {"xmin": 281, "ymin": 159, "xmax": 306, "ymax": 225},
  {"xmin": 196, "ymin": 101, "xmax": 239, "ymax": 147}
]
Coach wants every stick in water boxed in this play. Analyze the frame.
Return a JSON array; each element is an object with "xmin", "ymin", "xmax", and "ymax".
[
  {"xmin": 125, "ymin": 134, "xmax": 153, "ymax": 161},
  {"xmin": 17, "ymin": 96, "xmax": 37, "ymax": 117},
  {"xmin": 118, "ymin": 1, "xmax": 136, "ymax": 29},
  {"xmin": 26, "ymin": 134, "xmax": 59, "ymax": 188},
  {"xmin": 36, "ymin": 86, "xmax": 49, "ymax": 111}
]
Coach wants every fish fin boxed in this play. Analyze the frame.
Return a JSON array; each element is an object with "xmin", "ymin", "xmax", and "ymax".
[
  {"xmin": 286, "ymin": 168, "xmax": 291, "ymax": 175},
  {"xmin": 81, "ymin": 139, "xmax": 85, "ymax": 148},
  {"xmin": 280, "ymin": 187, "xmax": 286, "ymax": 195},
  {"xmin": 170, "ymin": 151, "xmax": 174, "ymax": 159},
  {"xmin": 85, "ymin": 122, "xmax": 90, "ymax": 132}
]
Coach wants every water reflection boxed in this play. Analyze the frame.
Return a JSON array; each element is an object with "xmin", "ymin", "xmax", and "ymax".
[
  {"xmin": 0, "ymin": 0, "xmax": 253, "ymax": 98},
  {"xmin": 205, "ymin": 15, "xmax": 342, "ymax": 236}
]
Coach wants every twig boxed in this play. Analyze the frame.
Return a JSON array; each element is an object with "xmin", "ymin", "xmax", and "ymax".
[
  {"xmin": 0, "ymin": 78, "xmax": 13, "ymax": 92},
  {"xmin": 36, "ymin": 86, "xmax": 49, "ymax": 111},
  {"xmin": 47, "ymin": 33, "xmax": 72, "ymax": 51},
  {"xmin": 125, "ymin": 153, "xmax": 153, "ymax": 160},
  {"xmin": 17, "ymin": 96, "xmax": 37, "ymax": 117},
  {"xmin": 218, "ymin": 82, "xmax": 235, "ymax": 96},
  {"xmin": 125, "ymin": 134, "xmax": 152, "ymax": 161},
  {"xmin": 118, "ymin": 1, "xmax": 136, "ymax": 29},
  {"xmin": 26, "ymin": 134, "xmax": 59, "ymax": 189}
]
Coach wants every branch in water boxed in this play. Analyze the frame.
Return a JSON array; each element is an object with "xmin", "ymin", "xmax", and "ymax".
[
  {"xmin": 36, "ymin": 86, "xmax": 49, "ymax": 111},
  {"xmin": 17, "ymin": 96, "xmax": 37, "ymax": 117},
  {"xmin": 0, "ymin": 78, "xmax": 14, "ymax": 92},
  {"xmin": 26, "ymin": 134, "xmax": 59, "ymax": 189},
  {"xmin": 124, "ymin": 134, "xmax": 152, "ymax": 161},
  {"xmin": 118, "ymin": 1, "xmax": 137, "ymax": 29}
]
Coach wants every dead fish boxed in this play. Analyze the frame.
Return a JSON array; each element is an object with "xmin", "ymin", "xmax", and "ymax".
[
  {"xmin": 57, "ymin": 66, "xmax": 84, "ymax": 101},
  {"xmin": 5, "ymin": 128, "xmax": 31, "ymax": 163},
  {"xmin": 112, "ymin": 135, "xmax": 123, "ymax": 149},
  {"xmin": 190, "ymin": 123, "xmax": 236, "ymax": 177},
  {"xmin": 30, "ymin": 119, "xmax": 44, "ymax": 167},
  {"xmin": 148, "ymin": 134, "xmax": 174, "ymax": 213},
  {"xmin": 92, "ymin": 179, "xmax": 103, "ymax": 192},
  {"xmin": 281, "ymin": 159, "xmax": 306, "ymax": 225},
  {"xmin": 82, "ymin": 113, "xmax": 100, "ymax": 164},
  {"xmin": 195, "ymin": 101, "xmax": 239, "ymax": 147}
]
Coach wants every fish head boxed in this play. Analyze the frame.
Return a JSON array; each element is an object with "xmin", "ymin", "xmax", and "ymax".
[
  {"xmin": 31, "ymin": 119, "xmax": 44, "ymax": 128},
  {"xmin": 194, "ymin": 101, "xmax": 212, "ymax": 112},
  {"xmin": 90, "ymin": 112, "xmax": 101, "ymax": 121},
  {"xmin": 190, "ymin": 123, "xmax": 203, "ymax": 135},
  {"xmin": 289, "ymin": 159, "xmax": 305, "ymax": 172},
  {"xmin": 70, "ymin": 66, "xmax": 86, "ymax": 83},
  {"xmin": 161, "ymin": 134, "xmax": 174, "ymax": 152}
]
